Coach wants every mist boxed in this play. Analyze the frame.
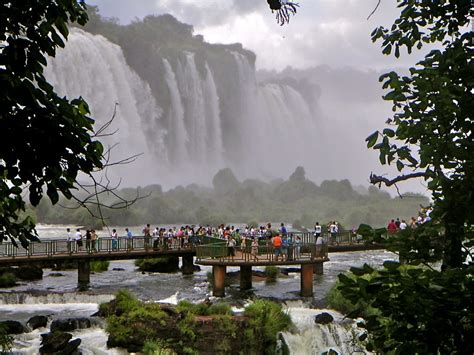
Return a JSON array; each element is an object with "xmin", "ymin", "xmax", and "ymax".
[{"xmin": 44, "ymin": 4, "xmax": 427, "ymax": 195}]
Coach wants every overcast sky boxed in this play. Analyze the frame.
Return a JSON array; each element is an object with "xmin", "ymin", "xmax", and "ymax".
[{"xmin": 86, "ymin": 0, "xmax": 420, "ymax": 71}]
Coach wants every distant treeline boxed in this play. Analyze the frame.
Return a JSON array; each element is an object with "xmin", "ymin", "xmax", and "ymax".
[{"xmin": 29, "ymin": 167, "xmax": 428, "ymax": 230}]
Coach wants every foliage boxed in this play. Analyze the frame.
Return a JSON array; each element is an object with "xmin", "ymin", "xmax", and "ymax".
[
  {"xmin": 35, "ymin": 167, "xmax": 427, "ymax": 229},
  {"xmin": 0, "ymin": 272, "xmax": 17, "ymax": 288},
  {"xmin": 103, "ymin": 291, "xmax": 288, "ymax": 354},
  {"xmin": 337, "ymin": 2, "xmax": 474, "ymax": 353},
  {"xmin": 243, "ymin": 299, "xmax": 292, "ymax": 355},
  {"xmin": 142, "ymin": 341, "xmax": 176, "ymax": 355},
  {"xmin": 265, "ymin": 266, "xmax": 279, "ymax": 282},
  {"xmin": 90, "ymin": 260, "xmax": 109, "ymax": 272},
  {"xmin": 0, "ymin": 324, "xmax": 13, "ymax": 353},
  {"xmin": 339, "ymin": 262, "xmax": 474, "ymax": 354},
  {"xmin": 0, "ymin": 0, "xmax": 105, "ymax": 247}
]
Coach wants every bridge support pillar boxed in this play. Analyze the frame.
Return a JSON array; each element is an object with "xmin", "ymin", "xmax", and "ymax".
[
  {"xmin": 313, "ymin": 262, "xmax": 324, "ymax": 275},
  {"xmin": 181, "ymin": 255, "xmax": 194, "ymax": 275},
  {"xmin": 77, "ymin": 260, "xmax": 90, "ymax": 290},
  {"xmin": 240, "ymin": 265, "xmax": 252, "ymax": 290},
  {"xmin": 300, "ymin": 264, "xmax": 313, "ymax": 297},
  {"xmin": 212, "ymin": 265, "xmax": 226, "ymax": 297}
]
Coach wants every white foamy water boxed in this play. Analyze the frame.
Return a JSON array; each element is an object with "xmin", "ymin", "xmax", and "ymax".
[{"xmin": 282, "ymin": 306, "xmax": 370, "ymax": 355}]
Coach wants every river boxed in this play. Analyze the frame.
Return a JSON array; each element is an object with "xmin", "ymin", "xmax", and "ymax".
[{"xmin": 0, "ymin": 225, "xmax": 396, "ymax": 354}]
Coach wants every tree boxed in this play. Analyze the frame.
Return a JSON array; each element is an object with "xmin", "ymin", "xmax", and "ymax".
[
  {"xmin": 0, "ymin": 1, "xmax": 104, "ymax": 247},
  {"xmin": 338, "ymin": 1, "xmax": 473, "ymax": 353}
]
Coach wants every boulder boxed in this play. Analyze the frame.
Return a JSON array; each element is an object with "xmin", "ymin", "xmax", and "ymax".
[
  {"xmin": 50, "ymin": 318, "xmax": 91, "ymax": 332},
  {"xmin": 60, "ymin": 338, "xmax": 81, "ymax": 354},
  {"xmin": 136, "ymin": 256, "xmax": 179, "ymax": 273},
  {"xmin": 27, "ymin": 315, "xmax": 48, "ymax": 330},
  {"xmin": 0, "ymin": 320, "xmax": 27, "ymax": 334},
  {"xmin": 40, "ymin": 331, "xmax": 72, "ymax": 353},
  {"xmin": 15, "ymin": 265, "xmax": 43, "ymax": 280},
  {"xmin": 314, "ymin": 312, "xmax": 334, "ymax": 325},
  {"xmin": 49, "ymin": 273, "xmax": 64, "ymax": 277}
]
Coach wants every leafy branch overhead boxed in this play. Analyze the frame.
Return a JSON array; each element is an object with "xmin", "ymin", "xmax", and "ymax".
[
  {"xmin": 338, "ymin": 1, "xmax": 474, "ymax": 353},
  {"xmin": 0, "ymin": 1, "xmax": 137, "ymax": 246}
]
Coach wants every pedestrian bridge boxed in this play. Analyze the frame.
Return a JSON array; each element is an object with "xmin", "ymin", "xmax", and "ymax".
[{"xmin": 0, "ymin": 232, "xmax": 383, "ymax": 296}]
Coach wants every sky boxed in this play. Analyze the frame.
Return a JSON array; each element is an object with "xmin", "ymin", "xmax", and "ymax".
[{"xmin": 85, "ymin": 0, "xmax": 421, "ymax": 71}]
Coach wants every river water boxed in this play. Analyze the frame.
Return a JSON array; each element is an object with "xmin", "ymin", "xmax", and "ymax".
[{"xmin": 0, "ymin": 225, "xmax": 395, "ymax": 354}]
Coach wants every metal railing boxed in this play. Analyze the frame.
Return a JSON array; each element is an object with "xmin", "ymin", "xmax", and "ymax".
[
  {"xmin": 196, "ymin": 242, "xmax": 328, "ymax": 263},
  {"xmin": 0, "ymin": 236, "xmax": 196, "ymax": 259},
  {"xmin": 0, "ymin": 231, "xmax": 358, "ymax": 260}
]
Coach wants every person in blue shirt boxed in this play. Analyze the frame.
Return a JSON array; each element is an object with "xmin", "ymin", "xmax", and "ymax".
[{"xmin": 125, "ymin": 228, "xmax": 133, "ymax": 251}]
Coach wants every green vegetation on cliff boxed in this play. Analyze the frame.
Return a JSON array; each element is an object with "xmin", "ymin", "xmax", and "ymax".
[
  {"xmin": 32, "ymin": 167, "xmax": 427, "ymax": 229},
  {"xmin": 100, "ymin": 290, "xmax": 291, "ymax": 354}
]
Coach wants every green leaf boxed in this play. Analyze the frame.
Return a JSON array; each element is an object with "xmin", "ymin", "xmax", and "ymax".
[{"xmin": 366, "ymin": 131, "xmax": 379, "ymax": 148}]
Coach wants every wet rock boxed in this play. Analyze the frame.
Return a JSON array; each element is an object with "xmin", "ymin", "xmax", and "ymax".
[
  {"xmin": 15, "ymin": 265, "xmax": 43, "ymax": 280},
  {"xmin": 40, "ymin": 331, "xmax": 72, "ymax": 353},
  {"xmin": 314, "ymin": 312, "xmax": 334, "ymax": 325},
  {"xmin": 50, "ymin": 318, "xmax": 91, "ymax": 332},
  {"xmin": 112, "ymin": 267, "xmax": 125, "ymax": 271},
  {"xmin": 136, "ymin": 256, "xmax": 179, "ymax": 273},
  {"xmin": 27, "ymin": 315, "xmax": 48, "ymax": 330},
  {"xmin": 60, "ymin": 338, "xmax": 82, "ymax": 354},
  {"xmin": 49, "ymin": 272, "xmax": 64, "ymax": 277},
  {"xmin": 0, "ymin": 320, "xmax": 27, "ymax": 334}
]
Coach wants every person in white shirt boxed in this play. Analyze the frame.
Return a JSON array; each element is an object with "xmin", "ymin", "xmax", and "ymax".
[
  {"xmin": 67, "ymin": 228, "xmax": 74, "ymax": 254},
  {"xmin": 74, "ymin": 229, "xmax": 83, "ymax": 251}
]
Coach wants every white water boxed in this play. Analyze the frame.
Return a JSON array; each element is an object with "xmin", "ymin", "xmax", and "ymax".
[
  {"xmin": 44, "ymin": 28, "xmax": 166, "ymax": 186},
  {"xmin": 282, "ymin": 304, "xmax": 370, "ymax": 355},
  {"xmin": 45, "ymin": 29, "xmax": 320, "ymax": 187}
]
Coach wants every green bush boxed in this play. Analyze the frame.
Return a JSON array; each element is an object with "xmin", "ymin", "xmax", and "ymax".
[
  {"xmin": 142, "ymin": 341, "xmax": 176, "ymax": 355},
  {"xmin": 208, "ymin": 302, "xmax": 232, "ymax": 316},
  {"xmin": 0, "ymin": 272, "xmax": 16, "ymax": 288},
  {"xmin": 265, "ymin": 266, "xmax": 279, "ymax": 282},
  {"xmin": 0, "ymin": 324, "xmax": 13, "ymax": 353},
  {"xmin": 90, "ymin": 260, "xmax": 109, "ymax": 272},
  {"xmin": 327, "ymin": 272, "xmax": 379, "ymax": 319},
  {"xmin": 243, "ymin": 300, "xmax": 292, "ymax": 355}
]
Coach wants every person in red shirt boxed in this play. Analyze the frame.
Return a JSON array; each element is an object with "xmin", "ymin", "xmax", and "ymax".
[{"xmin": 387, "ymin": 219, "xmax": 398, "ymax": 235}]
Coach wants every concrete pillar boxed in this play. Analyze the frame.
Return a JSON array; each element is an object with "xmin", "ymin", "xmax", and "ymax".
[
  {"xmin": 212, "ymin": 265, "xmax": 226, "ymax": 297},
  {"xmin": 181, "ymin": 255, "xmax": 195, "ymax": 275},
  {"xmin": 314, "ymin": 262, "xmax": 324, "ymax": 275},
  {"xmin": 240, "ymin": 265, "xmax": 252, "ymax": 290},
  {"xmin": 77, "ymin": 260, "xmax": 90, "ymax": 290},
  {"xmin": 300, "ymin": 264, "xmax": 313, "ymax": 297}
]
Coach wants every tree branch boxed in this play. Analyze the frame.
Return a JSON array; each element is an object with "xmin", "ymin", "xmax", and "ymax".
[
  {"xmin": 367, "ymin": 0, "xmax": 381, "ymax": 20},
  {"xmin": 369, "ymin": 172, "xmax": 429, "ymax": 187}
]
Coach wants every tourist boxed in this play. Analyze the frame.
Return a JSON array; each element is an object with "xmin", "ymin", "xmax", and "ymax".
[
  {"xmin": 281, "ymin": 235, "xmax": 289, "ymax": 261},
  {"xmin": 66, "ymin": 228, "xmax": 74, "ymax": 254},
  {"xmin": 125, "ymin": 228, "xmax": 133, "ymax": 251},
  {"xmin": 314, "ymin": 222, "xmax": 322, "ymax": 240},
  {"xmin": 294, "ymin": 235, "xmax": 301, "ymax": 259},
  {"xmin": 329, "ymin": 221, "xmax": 338, "ymax": 245},
  {"xmin": 316, "ymin": 233, "xmax": 324, "ymax": 257},
  {"xmin": 387, "ymin": 219, "xmax": 398, "ymax": 236},
  {"xmin": 395, "ymin": 218, "xmax": 401, "ymax": 229},
  {"xmin": 90, "ymin": 229, "xmax": 98, "ymax": 252},
  {"xmin": 143, "ymin": 223, "xmax": 151, "ymax": 249},
  {"xmin": 280, "ymin": 222, "xmax": 287, "ymax": 237},
  {"xmin": 227, "ymin": 236, "xmax": 236, "ymax": 258},
  {"xmin": 251, "ymin": 238, "xmax": 259, "ymax": 261},
  {"xmin": 75, "ymin": 228, "xmax": 83, "ymax": 251},
  {"xmin": 272, "ymin": 234, "xmax": 282, "ymax": 261},
  {"xmin": 399, "ymin": 220, "xmax": 408, "ymax": 230},
  {"xmin": 85, "ymin": 229, "xmax": 92, "ymax": 253},
  {"xmin": 111, "ymin": 228, "xmax": 118, "ymax": 251}
]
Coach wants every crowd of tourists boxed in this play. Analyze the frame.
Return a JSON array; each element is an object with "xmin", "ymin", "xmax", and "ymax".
[
  {"xmin": 64, "ymin": 222, "xmax": 330, "ymax": 260},
  {"xmin": 387, "ymin": 207, "xmax": 432, "ymax": 235}
]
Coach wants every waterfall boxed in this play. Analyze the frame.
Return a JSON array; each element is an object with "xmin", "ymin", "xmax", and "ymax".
[
  {"xmin": 162, "ymin": 58, "xmax": 189, "ymax": 165},
  {"xmin": 44, "ymin": 28, "xmax": 167, "ymax": 186},
  {"xmin": 281, "ymin": 306, "xmax": 371, "ymax": 355},
  {"xmin": 45, "ymin": 28, "xmax": 320, "ymax": 187}
]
